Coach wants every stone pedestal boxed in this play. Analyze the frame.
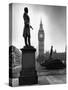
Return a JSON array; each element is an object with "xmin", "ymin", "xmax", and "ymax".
[{"xmin": 19, "ymin": 46, "xmax": 38, "ymax": 85}]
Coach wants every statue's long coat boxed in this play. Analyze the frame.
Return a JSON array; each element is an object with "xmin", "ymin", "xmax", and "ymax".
[{"xmin": 23, "ymin": 13, "xmax": 30, "ymax": 38}]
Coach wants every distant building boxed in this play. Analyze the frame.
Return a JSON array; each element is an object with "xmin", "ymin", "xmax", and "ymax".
[
  {"xmin": 52, "ymin": 52, "xmax": 66, "ymax": 61},
  {"xmin": 44, "ymin": 51, "xmax": 66, "ymax": 63},
  {"xmin": 38, "ymin": 20, "xmax": 45, "ymax": 56},
  {"xmin": 49, "ymin": 45, "xmax": 53, "ymax": 59}
]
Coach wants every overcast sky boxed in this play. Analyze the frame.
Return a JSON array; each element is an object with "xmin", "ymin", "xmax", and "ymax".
[{"xmin": 10, "ymin": 3, "xmax": 66, "ymax": 53}]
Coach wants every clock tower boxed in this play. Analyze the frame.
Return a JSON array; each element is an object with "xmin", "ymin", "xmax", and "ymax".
[{"xmin": 38, "ymin": 20, "xmax": 44, "ymax": 56}]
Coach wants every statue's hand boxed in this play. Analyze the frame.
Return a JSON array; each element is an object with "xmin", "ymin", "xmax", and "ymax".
[
  {"xmin": 30, "ymin": 25, "xmax": 33, "ymax": 30},
  {"xmin": 32, "ymin": 28, "xmax": 33, "ymax": 30}
]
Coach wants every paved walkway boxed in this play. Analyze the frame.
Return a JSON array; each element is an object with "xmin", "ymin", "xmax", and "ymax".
[
  {"xmin": 46, "ymin": 75, "xmax": 66, "ymax": 84},
  {"xmin": 11, "ymin": 62, "xmax": 66, "ymax": 86},
  {"xmin": 37, "ymin": 62, "xmax": 66, "ymax": 85},
  {"xmin": 38, "ymin": 74, "xmax": 66, "ymax": 85}
]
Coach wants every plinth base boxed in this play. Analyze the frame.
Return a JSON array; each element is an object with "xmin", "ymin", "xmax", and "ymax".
[
  {"xmin": 19, "ymin": 75, "xmax": 38, "ymax": 85},
  {"xmin": 19, "ymin": 70, "xmax": 38, "ymax": 85}
]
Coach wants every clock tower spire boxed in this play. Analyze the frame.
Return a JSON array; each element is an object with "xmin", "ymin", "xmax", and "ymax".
[
  {"xmin": 38, "ymin": 20, "xmax": 45, "ymax": 56},
  {"xmin": 40, "ymin": 19, "xmax": 43, "ymax": 30}
]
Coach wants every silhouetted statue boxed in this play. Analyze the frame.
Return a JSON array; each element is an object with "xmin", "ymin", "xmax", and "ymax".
[
  {"xmin": 50, "ymin": 45, "xmax": 53, "ymax": 59},
  {"xmin": 23, "ymin": 7, "xmax": 33, "ymax": 46}
]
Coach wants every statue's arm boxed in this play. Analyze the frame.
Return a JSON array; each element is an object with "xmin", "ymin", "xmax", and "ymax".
[
  {"xmin": 23, "ymin": 14, "xmax": 33, "ymax": 30},
  {"xmin": 30, "ymin": 25, "xmax": 33, "ymax": 30}
]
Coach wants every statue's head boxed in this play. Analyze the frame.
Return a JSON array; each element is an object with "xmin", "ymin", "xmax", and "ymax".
[{"xmin": 24, "ymin": 7, "xmax": 28, "ymax": 13}]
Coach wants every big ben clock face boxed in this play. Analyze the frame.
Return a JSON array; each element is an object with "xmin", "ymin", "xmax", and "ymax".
[
  {"xmin": 39, "ymin": 33, "xmax": 44, "ymax": 41},
  {"xmin": 40, "ymin": 34, "xmax": 43, "ymax": 38}
]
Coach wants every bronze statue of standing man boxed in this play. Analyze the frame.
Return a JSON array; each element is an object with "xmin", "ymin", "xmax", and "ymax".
[{"xmin": 23, "ymin": 7, "xmax": 33, "ymax": 46}]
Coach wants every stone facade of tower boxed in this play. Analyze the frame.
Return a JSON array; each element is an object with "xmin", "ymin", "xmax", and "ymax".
[{"xmin": 38, "ymin": 20, "xmax": 44, "ymax": 56}]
